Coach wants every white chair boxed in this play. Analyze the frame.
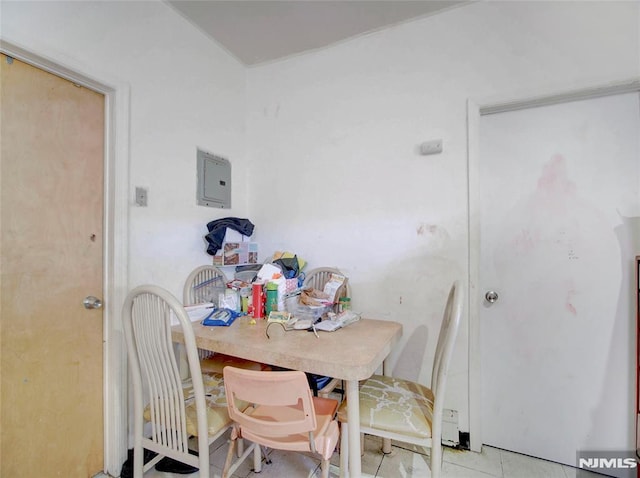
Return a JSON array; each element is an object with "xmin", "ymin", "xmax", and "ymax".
[
  {"xmin": 303, "ymin": 267, "xmax": 351, "ymax": 399},
  {"xmin": 337, "ymin": 281, "xmax": 464, "ymax": 478},
  {"xmin": 221, "ymin": 367, "xmax": 340, "ymax": 478},
  {"xmin": 184, "ymin": 265, "xmax": 270, "ymax": 373},
  {"xmin": 183, "ymin": 264, "xmax": 228, "ymax": 306},
  {"xmin": 303, "ymin": 267, "xmax": 351, "ymax": 303},
  {"xmin": 122, "ymin": 285, "xmax": 249, "ymax": 478}
]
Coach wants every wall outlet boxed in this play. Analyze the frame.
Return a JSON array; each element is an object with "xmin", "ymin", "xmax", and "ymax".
[
  {"xmin": 420, "ymin": 139, "xmax": 443, "ymax": 155},
  {"xmin": 442, "ymin": 408, "xmax": 460, "ymax": 446}
]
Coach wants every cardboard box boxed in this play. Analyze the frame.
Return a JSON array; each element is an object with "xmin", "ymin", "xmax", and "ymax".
[
  {"xmin": 223, "ymin": 229, "xmax": 250, "ymax": 243},
  {"xmin": 213, "ymin": 242, "xmax": 258, "ymax": 266}
]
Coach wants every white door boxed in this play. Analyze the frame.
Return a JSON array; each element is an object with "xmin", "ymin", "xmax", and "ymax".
[{"xmin": 479, "ymin": 92, "xmax": 640, "ymax": 465}]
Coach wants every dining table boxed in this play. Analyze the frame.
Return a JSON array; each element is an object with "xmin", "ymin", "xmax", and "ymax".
[{"xmin": 172, "ymin": 315, "xmax": 402, "ymax": 478}]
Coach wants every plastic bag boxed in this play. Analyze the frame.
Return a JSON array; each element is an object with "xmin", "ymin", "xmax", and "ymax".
[
  {"xmin": 273, "ymin": 255, "xmax": 300, "ymax": 279},
  {"xmin": 202, "ymin": 308, "xmax": 242, "ymax": 327}
]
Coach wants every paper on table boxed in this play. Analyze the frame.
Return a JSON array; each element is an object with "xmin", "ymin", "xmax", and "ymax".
[
  {"xmin": 171, "ymin": 303, "xmax": 215, "ymax": 326},
  {"xmin": 314, "ymin": 320, "xmax": 342, "ymax": 332},
  {"xmin": 314, "ymin": 311, "xmax": 361, "ymax": 332}
]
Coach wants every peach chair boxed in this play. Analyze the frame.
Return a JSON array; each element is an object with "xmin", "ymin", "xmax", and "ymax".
[
  {"xmin": 337, "ymin": 281, "xmax": 464, "ymax": 478},
  {"xmin": 221, "ymin": 367, "xmax": 340, "ymax": 478},
  {"xmin": 183, "ymin": 265, "xmax": 270, "ymax": 373},
  {"xmin": 122, "ymin": 285, "xmax": 251, "ymax": 478}
]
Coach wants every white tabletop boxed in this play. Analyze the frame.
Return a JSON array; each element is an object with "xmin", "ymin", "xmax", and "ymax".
[{"xmin": 173, "ymin": 316, "xmax": 402, "ymax": 380}]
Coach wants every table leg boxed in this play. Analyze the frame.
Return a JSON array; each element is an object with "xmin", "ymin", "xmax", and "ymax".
[
  {"xmin": 346, "ymin": 379, "xmax": 361, "ymax": 478},
  {"xmin": 382, "ymin": 358, "xmax": 392, "ymax": 454},
  {"xmin": 177, "ymin": 343, "xmax": 189, "ymax": 380}
]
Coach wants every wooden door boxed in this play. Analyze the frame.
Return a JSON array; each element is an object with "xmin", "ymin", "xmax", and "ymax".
[
  {"xmin": 0, "ymin": 54, "xmax": 105, "ymax": 476},
  {"xmin": 479, "ymin": 92, "xmax": 639, "ymax": 466}
]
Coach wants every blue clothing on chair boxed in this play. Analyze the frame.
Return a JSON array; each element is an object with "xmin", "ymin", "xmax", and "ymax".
[{"xmin": 205, "ymin": 217, "xmax": 255, "ymax": 256}]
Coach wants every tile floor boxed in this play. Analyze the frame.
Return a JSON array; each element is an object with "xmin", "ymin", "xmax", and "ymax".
[{"xmin": 142, "ymin": 432, "xmax": 603, "ymax": 478}]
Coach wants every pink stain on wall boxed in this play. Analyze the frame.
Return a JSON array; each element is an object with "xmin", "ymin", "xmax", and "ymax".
[
  {"xmin": 566, "ymin": 287, "xmax": 577, "ymax": 316},
  {"xmin": 507, "ymin": 154, "xmax": 576, "ymax": 256},
  {"xmin": 537, "ymin": 154, "xmax": 576, "ymax": 196},
  {"xmin": 512, "ymin": 228, "xmax": 536, "ymax": 253}
]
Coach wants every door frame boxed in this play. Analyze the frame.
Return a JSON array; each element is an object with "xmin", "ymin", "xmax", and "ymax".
[
  {"xmin": 0, "ymin": 40, "xmax": 130, "ymax": 476},
  {"xmin": 466, "ymin": 77, "xmax": 640, "ymax": 453}
]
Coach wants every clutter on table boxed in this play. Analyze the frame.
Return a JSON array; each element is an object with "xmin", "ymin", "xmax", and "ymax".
[{"xmin": 192, "ymin": 242, "xmax": 357, "ymax": 332}]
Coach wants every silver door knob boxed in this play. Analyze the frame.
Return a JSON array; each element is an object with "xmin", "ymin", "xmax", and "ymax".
[
  {"xmin": 83, "ymin": 296, "xmax": 103, "ymax": 309},
  {"xmin": 485, "ymin": 291, "xmax": 499, "ymax": 304}
]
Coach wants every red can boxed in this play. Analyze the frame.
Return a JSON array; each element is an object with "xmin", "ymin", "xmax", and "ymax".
[{"xmin": 252, "ymin": 282, "xmax": 265, "ymax": 319}]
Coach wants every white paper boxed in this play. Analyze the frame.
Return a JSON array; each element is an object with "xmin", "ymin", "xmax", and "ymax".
[{"xmin": 171, "ymin": 303, "xmax": 215, "ymax": 326}]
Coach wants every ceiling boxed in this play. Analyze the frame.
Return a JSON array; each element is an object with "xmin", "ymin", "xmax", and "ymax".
[{"xmin": 166, "ymin": 1, "xmax": 469, "ymax": 66}]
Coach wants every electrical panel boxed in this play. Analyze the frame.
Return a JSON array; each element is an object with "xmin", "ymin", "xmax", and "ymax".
[{"xmin": 196, "ymin": 149, "xmax": 231, "ymax": 209}]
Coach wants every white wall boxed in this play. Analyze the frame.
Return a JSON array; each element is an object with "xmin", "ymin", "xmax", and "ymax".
[
  {"xmin": 1, "ymin": 0, "xmax": 248, "ymax": 297},
  {"xmin": 3, "ymin": 0, "xmax": 638, "ymax": 441},
  {"xmin": 245, "ymin": 0, "xmax": 640, "ymax": 432}
]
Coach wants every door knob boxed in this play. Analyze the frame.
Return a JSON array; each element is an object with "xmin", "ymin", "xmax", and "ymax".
[
  {"xmin": 83, "ymin": 296, "xmax": 103, "ymax": 309},
  {"xmin": 485, "ymin": 291, "xmax": 499, "ymax": 304}
]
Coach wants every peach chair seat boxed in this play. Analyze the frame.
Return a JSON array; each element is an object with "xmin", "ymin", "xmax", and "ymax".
[{"xmin": 242, "ymin": 396, "xmax": 339, "ymax": 457}]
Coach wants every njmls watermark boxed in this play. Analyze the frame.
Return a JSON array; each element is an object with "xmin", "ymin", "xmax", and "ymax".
[{"xmin": 577, "ymin": 451, "xmax": 638, "ymax": 478}]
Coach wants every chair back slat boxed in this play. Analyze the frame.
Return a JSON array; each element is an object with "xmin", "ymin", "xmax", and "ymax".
[{"xmin": 430, "ymin": 281, "xmax": 464, "ymax": 408}]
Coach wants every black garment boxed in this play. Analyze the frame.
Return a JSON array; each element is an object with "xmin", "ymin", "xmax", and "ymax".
[
  {"xmin": 205, "ymin": 217, "xmax": 255, "ymax": 256},
  {"xmin": 120, "ymin": 449, "xmax": 157, "ymax": 478},
  {"xmin": 120, "ymin": 449, "xmax": 199, "ymax": 477}
]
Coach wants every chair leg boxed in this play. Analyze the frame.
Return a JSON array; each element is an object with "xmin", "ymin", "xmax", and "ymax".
[
  {"xmin": 430, "ymin": 440, "xmax": 442, "ymax": 478},
  {"xmin": 321, "ymin": 458, "xmax": 330, "ymax": 478},
  {"xmin": 261, "ymin": 445, "xmax": 272, "ymax": 464},
  {"xmin": 222, "ymin": 437, "xmax": 237, "ymax": 478},
  {"xmin": 253, "ymin": 441, "xmax": 262, "ymax": 472},
  {"xmin": 237, "ymin": 437, "xmax": 244, "ymax": 457},
  {"xmin": 340, "ymin": 424, "xmax": 348, "ymax": 478},
  {"xmin": 382, "ymin": 437, "xmax": 392, "ymax": 454},
  {"xmin": 133, "ymin": 445, "xmax": 143, "ymax": 478}
]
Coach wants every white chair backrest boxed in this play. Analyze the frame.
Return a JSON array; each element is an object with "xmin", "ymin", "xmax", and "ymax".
[
  {"xmin": 223, "ymin": 367, "xmax": 317, "ymax": 438},
  {"xmin": 430, "ymin": 281, "xmax": 464, "ymax": 413},
  {"xmin": 122, "ymin": 285, "xmax": 209, "ymax": 455},
  {"xmin": 183, "ymin": 265, "xmax": 228, "ymax": 305},
  {"xmin": 303, "ymin": 267, "xmax": 351, "ymax": 299}
]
